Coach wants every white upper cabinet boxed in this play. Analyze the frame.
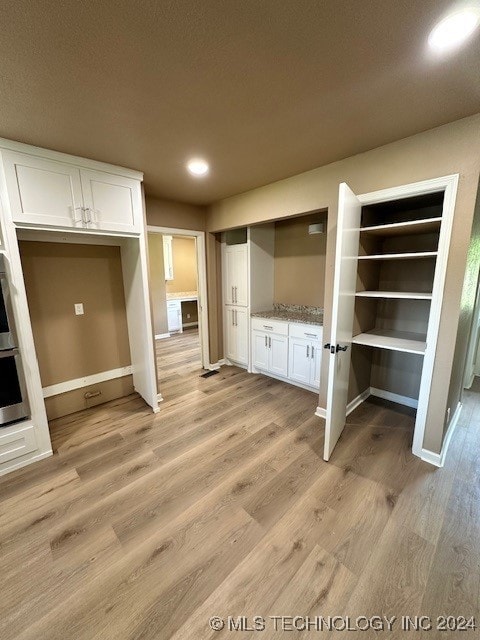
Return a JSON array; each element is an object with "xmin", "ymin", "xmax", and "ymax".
[
  {"xmin": 2, "ymin": 149, "xmax": 142, "ymax": 235},
  {"xmin": 163, "ymin": 235, "xmax": 174, "ymax": 280},
  {"xmin": 2, "ymin": 151, "xmax": 84, "ymax": 229},
  {"xmin": 80, "ymin": 169, "xmax": 142, "ymax": 233}
]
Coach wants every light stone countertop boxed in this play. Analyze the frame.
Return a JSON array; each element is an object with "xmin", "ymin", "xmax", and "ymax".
[
  {"xmin": 251, "ymin": 304, "xmax": 323, "ymax": 326},
  {"xmin": 166, "ymin": 291, "xmax": 198, "ymax": 301}
]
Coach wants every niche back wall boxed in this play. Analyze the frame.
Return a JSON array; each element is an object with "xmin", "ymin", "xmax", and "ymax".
[{"xmin": 274, "ymin": 213, "xmax": 327, "ymax": 308}]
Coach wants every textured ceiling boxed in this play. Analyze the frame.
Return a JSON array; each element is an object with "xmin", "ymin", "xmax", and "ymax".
[{"xmin": 0, "ymin": 0, "xmax": 479, "ymax": 204}]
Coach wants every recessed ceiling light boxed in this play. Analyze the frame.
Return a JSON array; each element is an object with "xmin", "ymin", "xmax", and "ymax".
[
  {"xmin": 186, "ymin": 158, "xmax": 209, "ymax": 177},
  {"xmin": 428, "ymin": 8, "xmax": 480, "ymax": 52}
]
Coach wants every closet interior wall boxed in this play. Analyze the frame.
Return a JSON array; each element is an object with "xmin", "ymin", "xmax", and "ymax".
[{"xmin": 348, "ymin": 193, "xmax": 444, "ymax": 410}]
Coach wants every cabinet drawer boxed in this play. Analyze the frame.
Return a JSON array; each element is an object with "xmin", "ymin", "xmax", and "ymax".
[
  {"xmin": 0, "ymin": 424, "xmax": 37, "ymax": 465},
  {"xmin": 289, "ymin": 322, "xmax": 323, "ymax": 342},
  {"xmin": 251, "ymin": 317, "xmax": 288, "ymax": 336}
]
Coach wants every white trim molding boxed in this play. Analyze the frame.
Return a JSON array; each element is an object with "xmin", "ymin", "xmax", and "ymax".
[
  {"xmin": 208, "ymin": 359, "xmax": 226, "ymax": 371},
  {"xmin": 315, "ymin": 406, "xmax": 327, "ymax": 419},
  {"xmin": 155, "ymin": 332, "xmax": 171, "ymax": 340},
  {"xmin": 421, "ymin": 402, "xmax": 462, "ymax": 468},
  {"xmin": 370, "ymin": 387, "xmax": 418, "ymax": 409},
  {"xmin": 42, "ymin": 366, "xmax": 133, "ymax": 398},
  {"xmin": 347, "ymin": 388, "xmax": 371, "ymax": 416}
]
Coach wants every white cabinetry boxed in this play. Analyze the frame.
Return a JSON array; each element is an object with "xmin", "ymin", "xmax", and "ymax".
[
  {"xmin": 224, "ymin": 244, "xmax": 248, "ymax": 306},
  {"xmin": 163, "ymin": 235, "xmax": 174, "ymax": 280},
  {"xmin": 225, "ymin": 306, "xmax": 248, "ymax": 365},
  {"xmin": 288, "ymin": 323, "xmax": 323, "ymax": 388},
  {"xmin": 2, "ymin": 150, "xmax": 142, "ymax": 234},
  {"xmin": 252, "ymin": 319, "xmax": 289, "ymax": 378},
  {"xmin": 167, "ymin": 299, "xmax": 182, "ymax": 333},
  {"xmin": 251, "ymin": 318, "xmax": 322, "ymax": 391}
]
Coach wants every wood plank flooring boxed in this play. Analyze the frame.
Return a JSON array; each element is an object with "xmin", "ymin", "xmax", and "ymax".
[{"xmin": 0, "ymin": 334, "xmax": 479, "ymax": 639}]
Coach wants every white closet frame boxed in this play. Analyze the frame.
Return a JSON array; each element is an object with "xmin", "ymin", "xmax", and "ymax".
[{"xmin": 356, "ymin": 174, "xmax": 458, "ymax": 462}]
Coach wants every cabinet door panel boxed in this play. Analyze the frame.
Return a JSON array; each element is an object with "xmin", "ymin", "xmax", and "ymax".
[
  {"xmin": 311, "ymin": 342, "xmax": 322, "ymax": 388},
  {"xmin": 81, "ymin": 169, "xmax": 141, "ymax": 233},
  {"xmin": 163, "ymin": 236, "xmax": 174, "ymax": 280},
  {"xmin": 269, "ymin": 334, "xmax": 288, "ymax": 377},
  {"xmin": 3, "ymin": 151, "xmax": 83, "ymax": 228},
  {"xmin": 167, "ymin": 302, "xmax": 181, "ymax": 332},
  {"xmin": 234, "ymin": 245, "xmax": 248, "ymax": 306},
  {"xmin": 288, "ymin": 337, "xmax": 311, "ymax": 384},
  {"xmin": 225, "ymin": 307, "xmax": 237, "ymax": 361},
  {"xmin": 234, "ymin": 307, "xmax": 249, "ymax": 365},
  {"xmin": 252, "ymin": 331, "xmax": 269, "ymax": 370},
  {"xmin": 223, "ymin": 247, "xmax": 236, "ymax": 305}
]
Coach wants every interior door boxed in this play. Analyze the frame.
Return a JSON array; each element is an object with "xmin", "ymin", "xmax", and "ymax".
[
  {"xmin": 324, "ymin": 183, "xmax": 362, "ymax": 460},
  {"xmin": 225, "ymin": 306, "xmax": 237, "ymax": 361},
  {"xmin": 80, "ymin": 169, "xmax": 141, "ymax": 233}
]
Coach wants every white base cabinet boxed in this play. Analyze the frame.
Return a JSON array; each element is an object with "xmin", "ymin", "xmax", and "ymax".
[
  {"xmin": 288, "ymin": 337, "xmax": 321, "ymax": 388},
  {"xmin": 252, "ymin": 330, "xmax": 288, "ymax": 378},
  {"xmin": 251, "ymin": 318, "xmax": 323, "ymax": 391},
  {"xmin": 225, "ymin": 306, "xmax": 248, "ymax": 365},
  {"xmin": 167, "ymin": 299, "xmax": 182, "ymax": 332}
]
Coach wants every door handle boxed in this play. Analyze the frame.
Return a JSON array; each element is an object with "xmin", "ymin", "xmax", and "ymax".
[
  {"xmin": 232, "ymin": 310, "xmax": 235, "ymax": 326},
  {"xmin": 268, "ymin": 337, "xmax": 271, "ymax": 348},
  {"xmin": 234, "ymin": 286, "xmax": 237, "ymax": 303},
  {"xmin": 306, "ymin": 345, "xmax": 310, "ymax": 358},
  {"xmin": 265, "ymin": 335, "xmax": 267, "ymax": 347},
  {"xmin": 336, "ymin": 344, "xmax": 348, "ymax": 352},
  {"xmin": 235, "ymin": 310, "xmax": 238, "ymax": 326},
  {"xmin": 231, "ymin": 286, "xmax": 234, "ymax": 302},
  {"xmin": 324, "ymin": 343, "xmax": 331, "ymax": 350},
  {"xmin": 311, "ymin": 346, "xmax": 315, "ymax": 359}
]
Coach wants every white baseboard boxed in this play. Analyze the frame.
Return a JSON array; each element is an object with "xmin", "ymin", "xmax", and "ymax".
[
  {"xmin": 43, "ymin": 366, "xmax": 133, "ymax": 398},
  {"xmin": 370, "ymin": 387, "xmax": 418, "ymax": 409},
  {"xmin": 157, "ymin": 393, "xmax": 164, "ymax": 403},
  {"xmin": 420, "ymin": 401, "xmax": 462, "ymax": 468},
  {"xmin": 183, "ymin": 322, "xmax": 199, "ymax": 328},
  {"xmin": 208, "ymin": 358, "xmax": 226, "ymax": 371},
  {"xmin": 155, "ymin": 332, "xmax": 171, "ymax": 340},
  {"xmin": 315, "ymin": 406, "xmax": 326, "ymax": 419},
  {"xmin": 347, "ymin": 388, "xmax": 371, "ymax": 416}
]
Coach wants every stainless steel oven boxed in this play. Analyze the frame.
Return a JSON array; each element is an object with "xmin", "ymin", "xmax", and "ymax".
[{"xmin": 0, "ymin": 254, "xmax": 29, "ymax": 426}]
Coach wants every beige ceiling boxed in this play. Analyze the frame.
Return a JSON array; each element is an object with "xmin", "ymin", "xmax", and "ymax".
[{"xmin": 0, "ymin": 0, "xmax": 479, "ymax": 204}]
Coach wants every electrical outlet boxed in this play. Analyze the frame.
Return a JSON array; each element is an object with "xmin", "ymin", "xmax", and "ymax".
[
  {"xmin": 74, "ymin": 303, "xmax": 84, "ymax": 316},
  {"xmin": 187, "ymin": 313, "xmax": 191, "ymax": 319}
]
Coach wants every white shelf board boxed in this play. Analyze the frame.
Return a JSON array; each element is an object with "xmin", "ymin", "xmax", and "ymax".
[
  {"xmin": 360, "ymin": 217, "xmax": 442, "ymax": 237},
  {"xmin": 357, "ymin": 251, "xmax": 438, "ymax": 260},
  {"xmin": 352, "ymin": 329, "xmax": 426, "ymax": 354},
  {"xmin": 356, "ymin": 291, "xmax": 432, "ymax": 300}
]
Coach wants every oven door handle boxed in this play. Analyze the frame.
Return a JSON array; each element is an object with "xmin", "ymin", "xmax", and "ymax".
[{"xmin": 0, "ymin": 348, "xmax": 19, "ymax": 359}]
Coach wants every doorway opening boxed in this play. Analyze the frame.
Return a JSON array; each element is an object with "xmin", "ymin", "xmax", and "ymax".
[{"xmin": 147, "ymin": 226, "xmax": 210, "ymax": 400}]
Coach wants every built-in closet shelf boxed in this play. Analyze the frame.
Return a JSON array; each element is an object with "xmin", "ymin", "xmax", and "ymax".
[
  {"xmin": 357, "ymin": 251, "xmax": 438, "ymax": 261},
  {"xmin": 355, "ymin": 290, "xmax": 432, "ymax": 300},
  {"xmin": 352, "ymin": 329, "xmax": 427, "ymax": 354},
  {"xmin": 359, "ymin": 217, "xmax": 442, "ymax": 237}
]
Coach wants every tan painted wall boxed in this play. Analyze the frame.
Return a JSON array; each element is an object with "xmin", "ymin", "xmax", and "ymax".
[
  {"xmin": 274, "ymin": 214, "xmax": 327, "ymax": 307},
  {"xmin": 166, "ymin": 237, "xmax": 198, "ymax": 294},
  {"xmin": 145, "ymin": 196, "xmax": 206, "ymax": 231},
  {"xmin": 147, "ymin": 233, "xmax": 168, "ymax": 336},
  {"xmin": 207, "ymin": 114, "xmax": 480, "ymax": 454},
  {"xmin": 19, "ymin": 241, "xmax": 132, "ymax": 418}
]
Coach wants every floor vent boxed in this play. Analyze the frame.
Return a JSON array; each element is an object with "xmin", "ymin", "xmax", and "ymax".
[{"xmin": 200, "ymin": 370, "xmax": 219, "ymax": 379}]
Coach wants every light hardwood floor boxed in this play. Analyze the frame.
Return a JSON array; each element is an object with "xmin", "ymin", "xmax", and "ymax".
[{"xmin": 0, "ymin": 337, "xmax": 479, "ymax": 639}]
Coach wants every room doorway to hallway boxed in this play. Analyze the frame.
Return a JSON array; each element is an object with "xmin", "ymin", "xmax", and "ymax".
[{"xmin": 147, "ymin": 226, "xmax": 210, "ymax": 400}]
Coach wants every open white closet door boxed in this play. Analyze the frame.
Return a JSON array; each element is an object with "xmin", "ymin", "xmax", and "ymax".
[{"xmin": 324, "ymin": 183, "xmax": 362, "ymax": 460}]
